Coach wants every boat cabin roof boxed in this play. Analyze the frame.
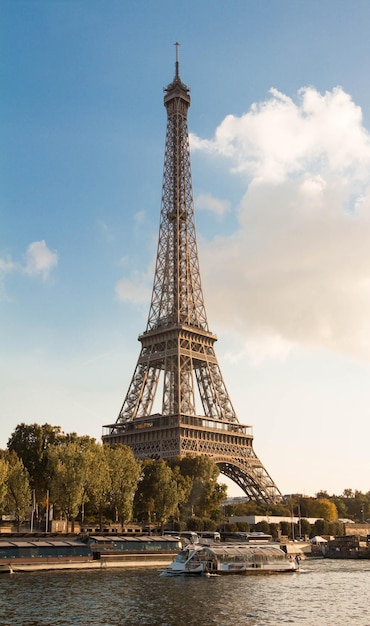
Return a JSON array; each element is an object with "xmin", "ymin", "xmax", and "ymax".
[
  {"xmin": 0, "ymin": 538, "xmax": 87, "ymax": 548},
  {"xmin": 88, "ymin": 535, "xmax": 180, "ymax": 544},
  {"xmin": 196, "ymin": 544, "xmax": 285, "ymax": 559}
]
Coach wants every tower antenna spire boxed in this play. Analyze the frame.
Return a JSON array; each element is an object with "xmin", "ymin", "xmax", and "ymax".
[{"xmin": 174, "ymin": 41, "xmax": 180, "ymax": 77}]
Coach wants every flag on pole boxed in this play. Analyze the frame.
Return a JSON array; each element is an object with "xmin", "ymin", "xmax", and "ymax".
[
  {"xmin": 30, "ymin": 489, "xmax": 36, "ymax": 532},
  {"xmin": 45, "ymin": 490, "xmax": 49, "ymax": 532}
]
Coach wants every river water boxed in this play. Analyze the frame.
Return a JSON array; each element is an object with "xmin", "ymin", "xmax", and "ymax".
[{"xmin": 0, "ymin": 558, "xmax": 369, "ymax": 626}]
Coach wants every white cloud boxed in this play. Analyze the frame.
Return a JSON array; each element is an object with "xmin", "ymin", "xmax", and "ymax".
[
  {"xmin": 192, "ymin": 86, "xmax": 370, "ymax": 362},
  {"xmin": 24, "ymin": 240, "xmax": 58, "ymax": 280},
  {"xmin": 195, "ymin": 193, "xmax": 230, "ymax": 218},
  {"xmin": 115, "ymin": 271, "xmax": 151, "ymax": 304},
  {"xmin": 0, "ymin": 256, "xmax": 16, "ymax": 275},
  {"xmin": 0, "ymin": 240, "xmax": 58, "ymax": 296},
  {"xmin": 192, "ymin": 86, "xmax": 370, "ymax": 183}
]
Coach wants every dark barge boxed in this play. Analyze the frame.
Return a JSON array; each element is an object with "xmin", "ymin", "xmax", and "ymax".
[
  {"xmin": 0, "ymin": 535, "xmax": 181, "ymax": 573},
  {"xmin": 323, "ymin": 535, "xmax": 370, "ymax": 559}
]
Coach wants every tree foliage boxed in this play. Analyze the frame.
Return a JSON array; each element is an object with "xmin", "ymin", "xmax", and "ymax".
[
  {"xmin": 0, "ymin": 455, "xmax": 9, "ymax": 510},
  {"xmin": 3, "ymin": 422, "xmax": 370, "ymax": 530},
  {"xmin": 84, "ymin": 442, "xmax": 112, "ymax": 529},
  {"xmin": 4, "ymin": 451, "xmax": 31, "ymax": 531},
  {"xmin": 171, "ymin": 455, "xmax": 226, "ymax": 518},
  {"xmin": 187, "ymin": 516, "xmax": 204, "ymax": 531},
  {"xmin": 133, "ymin": 460, "xmax": 178, "ymax": 530},
  {"xmin": 108, "ymin": 445, "xmax": 141, "ymax": 524},
  {"xmin": 7, "ymin": 423, "xmax": 65, "ymax": 501},
  {"xmin": 48, "ymin": 441, "xmax": 87, "ymax": 523},
  {"xmin": 308, "ymin": 498, "xmax": 338, "ymax": 521}
]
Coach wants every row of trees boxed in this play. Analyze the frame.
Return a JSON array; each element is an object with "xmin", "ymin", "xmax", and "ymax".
[
  {"xmin": 1, "ymin": 422, "xmax": 369, "ymax": 532},
  {"xmin": 220, "ymin": 518, "xmax": 346, "ymax": 540},
  {"xmin": 1, "ymin": 423, "xmax": 227, "ymax": 531},
  {"xmin": 224, "ymin": 490, "xmax": 370, "ymax": 524},
  {"xmin": 0, "ymin": 435, "xmax": 141, "ymax": 530}
]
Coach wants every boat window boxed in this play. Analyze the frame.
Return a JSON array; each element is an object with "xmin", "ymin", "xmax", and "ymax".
[{"xmin": 175, "ymin": 551, "xmax": 189, "ymax": 563}]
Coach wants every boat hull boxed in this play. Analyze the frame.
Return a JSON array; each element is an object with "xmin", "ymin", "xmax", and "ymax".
[{"xmin": 2, "ymin": 554, "xmax": 176, "ymax": 573}]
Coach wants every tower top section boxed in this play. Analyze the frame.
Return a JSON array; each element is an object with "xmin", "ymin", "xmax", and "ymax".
[
  {"xmin": 164, "ymin": 42, "xmax": 191, "ymax": 108},
  {"xmin": 146, "ymin": 45, "xmax": 208, "ymax": 333}
]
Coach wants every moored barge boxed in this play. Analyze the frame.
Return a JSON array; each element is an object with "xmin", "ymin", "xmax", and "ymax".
[
  {"xmin": 0, "ymin": 535, "xmax": 181, "ymax": 573},
  {"xmin": 322, "ymin": 535, "xmax": 370, "ymax": 559}
]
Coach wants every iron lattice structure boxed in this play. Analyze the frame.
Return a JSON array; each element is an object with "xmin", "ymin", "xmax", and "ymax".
[{"xmin": 103, "ymin": 51, "xmax": 282, "ymax": 503}]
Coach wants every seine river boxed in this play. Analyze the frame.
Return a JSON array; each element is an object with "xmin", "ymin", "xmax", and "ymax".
[{"xmin": 1, "ymin": 558, "xmax": 369, "ymax": 625}]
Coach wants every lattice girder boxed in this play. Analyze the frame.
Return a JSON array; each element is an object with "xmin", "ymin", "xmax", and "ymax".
[
  {"xmin": 147, "ymin": 74, "xmax": 207, "ymax": 333},
  {"xmin": 115, "ymin": 326, "xmax": 240, "ymax": 423}
]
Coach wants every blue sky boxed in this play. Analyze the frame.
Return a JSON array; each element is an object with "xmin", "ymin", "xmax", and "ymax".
[{"xmin": 1, "ymin": 0, "xmax": 370, "ymax": 498}]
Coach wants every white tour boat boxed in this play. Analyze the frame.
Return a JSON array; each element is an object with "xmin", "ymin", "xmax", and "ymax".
[{"xmin": 161, "ymin": 543, "xmax": 299, "ymax": 576}]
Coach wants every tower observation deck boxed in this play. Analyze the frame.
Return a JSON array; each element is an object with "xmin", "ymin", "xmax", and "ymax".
[{"xmin": 103, "ymin": 49, "xmax": 282, "ymax": 503}]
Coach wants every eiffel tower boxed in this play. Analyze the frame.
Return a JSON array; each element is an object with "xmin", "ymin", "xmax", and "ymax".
[{"xmin": 103, "ymin": 47, "xmax": 282, "ymax": 503}]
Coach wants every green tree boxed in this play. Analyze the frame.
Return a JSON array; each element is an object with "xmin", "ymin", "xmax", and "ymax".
[
  {"xmin": 300, "ymin": 518, "xmax": 312, "ymax": 538},
  {"xmin": 172, "ymin": 455, "xmax": 225, "ymax": 519},
  {"xmin": 254, "ymin": 520, "xmax": 270, "ymax": 534},
  {"xmin": 268, "ymin": 523, "xmax": 279, "ymax": 539},
  {"xmin": 228, "ymin": 501, "xmax": 259, "ymax": 516},
  {"xmin": 295, "ymin": 496, "xmax": 312, "ymax": 519},
  {"xmin": 334, "ymin": 489, "xmax": 370, "ymax": 522},
  {"xmin": 187, "ymin": 516, "xmax": 204, "ymax": 531},
  {"xmin": 280, "ymin": 521, "xmax": 291, "ymax": 538},
  {"xmin": 315, "ymin": 490, "xmax": 330, "ymax": 499},
  {"xmin": 108, "ymin": 445, "xmax": 141, "ymax": 525},
  {"xmin": 269, "ymin": 503, "xmax": 291, "ymax": 516},
  {"xmin": 134, "ymin": 460, "xmax": 178, "ymax": 531},
  {"xmin": 170, "ymin": 465, "xmax": 192, "ymax": 522},
  {"xmin": 201, "ymin": 517, "xmax": 217, "ymax": 531},
  {"xmin": 7, "ymin": 423, "xmax": 65, "ymax": 503},
  {"xmin": 0, "ymin": 454, "xmax": 9, "ymax": 512},
  {"xmin": 313, "ymin": 519, "xmax": 330, "ymax": 536},
  {"xmin": 48, "ymin": 441, "xmax": 87, "ymax": 528},
  {"xmin": 352, "ymin": 490, "xmax": 368, "ymax": 522},
  {"xmin": 342, "ymin": 488, "xmax": 354, "ymax": 499},
  {"xmin": 330, "ymin": 496, "xmax": 348, "ymax": 519},
  {"xmin": 328, "ymin": 521, "xmax": 345, "ymax": 536},
  {"xmin": 5, "ymin": 451, "xmax": 31, "ymax": 531},
  {"xmin": 83, "ymin": 441, "xmax": 112, "ymax": 529}
]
